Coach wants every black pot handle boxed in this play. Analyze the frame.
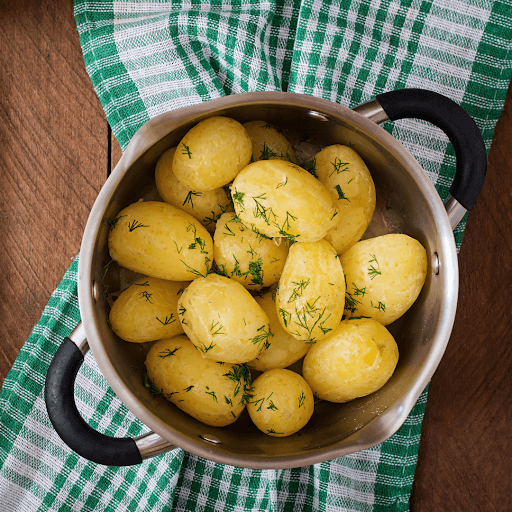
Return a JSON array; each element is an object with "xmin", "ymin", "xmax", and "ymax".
[
  {"xmin": 375, "ymin": 88, "xmax": 486, "ymax": 211},
  {"xmin": 45, "ymin": 336, "xmax": 143, "ymax": 466}
]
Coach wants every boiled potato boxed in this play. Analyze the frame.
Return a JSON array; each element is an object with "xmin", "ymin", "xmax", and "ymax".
[
  {"xmin": 109, "ymin": 277, "xmax": 187, "ymax": 343},
  {"xmin": 108, "ymin": 201, "xmax": 213, "ymax": 281},
  {"xmin": 155, "ymin": 146, "xmax": 233, "ymax": 232},
  {"xmin": 341, "ymin": 234, "xmax": 428, "ymax": 325},
  {"xmin": 231, "ymin": 160, "xmax": 339, "ymax": 243},
  {"xmin": 145, "ymin": 336, "xmax": 251, "ymax": 427},
  {"xmin": 172, "ymin": 116, "xmax": 252, "ymax": 192},
  {"xmin": 247, "ymin": 369, "xmax": 314, "ymax": 437},
  {"xmin": 177, "ymin": 274, "xmax": 272, "ymax": 363},
  {"xmin": 276, "ymin": 240, "xmax": 345, "ymax": 343},
  {"xmin": 213, "ymin": 212, "xmax": 288, "ymax": 290},
  {"xmin": 248, "ymin": 287, "xmax": 310, "ymax": 372},
  {"xmin": 243, "ymin": 120, "xmax": 296, "ymax": 163},
  {"xmin": 312, "ymin": 145, "xmax": 376, "ymax": 255},
  {"xmin": 302, "ymin": 318, "xmax": 398, "ymax": 403}
]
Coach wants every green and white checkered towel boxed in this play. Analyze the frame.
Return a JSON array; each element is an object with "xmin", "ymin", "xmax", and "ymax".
[{"xmin": 1, "ymin": 1, "xmax": 511, "ymax": 510}]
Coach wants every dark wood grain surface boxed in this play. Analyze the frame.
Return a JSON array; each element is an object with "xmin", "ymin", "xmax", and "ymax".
[{"xmin": 1, "ymin": 2, "xmax": 510, "ymax": 510}]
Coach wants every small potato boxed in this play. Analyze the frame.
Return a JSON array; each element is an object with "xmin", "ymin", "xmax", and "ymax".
[
  {"xmin": 248, "ymin": 288, "xmax": 310, "ymax": 372},
  {"xmin": 243, "ymin": 120, "xmax": 297, "ymax": 163},
  {"xmin": 145, "ymin": 336, "xmax": 252, "ymax": 427},
  {"xmin": 312, "ymin": 145, "xmax": 376, "ymax": 255},
  {"xmin": 247, "ymin": 369, "xmax": 314, "ymax": 437},
  {"xmin": 177, "ymin": 274, "xmax": 272, "ymax": 363},
  {"xmin": 172, "ymin": 116, "xmax": 252, "ymax": 192},
  {"xmin": 276, "ymin": 240, "xmax": 345, "ymax": 343},
  {"xmin": 302, "ymin": 318, "xmax": 398, "ymax": 403},
  {"xmin": 108, "ymin": 201, "xmax": 213, "ymax": 281},
  {"xmin": 231, "ymin": 160, "xmax": 339, "ymax": 243},
  {"xmin": 213, "ymin": 212, "xmax": 288, "ymax": 290},
  {"xmin": 109, "ymin": 277, "xmax": 188, "ymax": 343},
  {"xmin": 341, "ymin": 234, "xmax": 428, "ymax": 325},
  {"xmin": 155, "ymin": 146, "xmax": 233, "ymax": 233}
]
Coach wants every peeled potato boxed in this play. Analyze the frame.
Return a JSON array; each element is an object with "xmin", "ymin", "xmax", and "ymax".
[
  {"xmin": 302, "ymin": 318, "xmax": 398, "ymax": 403},
  {"xmin": 108, "ymin": 201, "xmax": 213, "ymax": 281},
  {"xmin": 312, "ymin": 145, "xmax": 376, "ymax": 255},
  {"xmin": 155, "ymin": 146, "xmax": 233, "ymax": 232},
  {"xmin": 248, "ymin": 288, "xmax": 310, "ymax": 372},
  {"xmin": 177, "ymin": 274, "xmax": 272, "ymax": 363},
  {"xmin": 276, "ymin": 240, "xmax": 345, "ymax": 343},
  {"xmin": 231, "ymin": 159, "xmax": 339, "ymax": 243},
  {"xmin": 243, "ymin": 120, "xmax": 296, "ymax": 163},
  {"xmin": 213, "ymin": 212, "xmax": 288, "ymax": 290},
  {"xmin": 247, "ymin": 369, "xmax": 314, "ymax": 437},
  {"xmin": 109, "ymin": 277, "xmax": 188, "ymax": 343},
  {"xmin": 341, "ymin": 234, "xmax": 428, "ymax": 325},
  {"xmin": 145, "ymin": 336, "xmax": 251, "ymax": 427},
  {"xmin": 172, "ymin": 116, "xmax": 252, "ymax": 192}
]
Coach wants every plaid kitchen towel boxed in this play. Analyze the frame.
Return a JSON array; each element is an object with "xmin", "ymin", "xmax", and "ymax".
[{"xmin": 1, "ymin": 0, "xmax": 511, "ymax": 510}]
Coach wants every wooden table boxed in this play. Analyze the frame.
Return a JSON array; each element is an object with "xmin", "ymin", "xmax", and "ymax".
[{"xmin": 1, "ymin": 2, "xmax": 511, "ymax": 510}]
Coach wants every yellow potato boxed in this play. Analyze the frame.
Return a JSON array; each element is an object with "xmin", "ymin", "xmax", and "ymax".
[
  {"xmin": 155, "ymin": 146, "xmax": 234, "ymax": 233},
  {"xmin": 213, "ymin": 212, "xmax": 288, "ymax": 290},
  {"xmin": 302, "ymin": 318, "xmax": 398, "ymax": 403},
  {"xmin": 247, "ymin": 288, "xmax": 310, "ymax": 372},
  {"xmin": 108, "ymin": 201, "xmax": 213, "ymax": 281},
  {"xmin": 177, "ymin": 274, "xmax": 272, "ymax": 363},
  {"xmin": 172, "ymin": 116, "xmax": 252, "ymax": 192},
  {"xmin": 276, "ymin": 240, "xmax": 345, "ymax": 343},
  {"xmin": 231, "ymin": 160, "xmax": 339, "ymax": 243},
  {"xmin": 341, "ymin": 234, "xmax": 428, "ymax": 325},
  {"xmin": 243, "ymin": 120, "xmax": 297, "ymax": 163},
  {"xmin": 145, "ymin": 336, "xmax": 252, "ymax": 427},
  {"xmin": 109, "ymin": 277, "xmax": 188, "ymax": 343},
  {"xmin": 312, "ymin": 145, "xmax": 376, "ymax": 255},
  {"xmin": 247, "ymin": 369, "xmax": 314, "ymax": 437}
]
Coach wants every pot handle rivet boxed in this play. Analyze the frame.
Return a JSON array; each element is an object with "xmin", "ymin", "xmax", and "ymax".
[
  {"xmin": 92, "ymin": 281, "xmax": 100, "ymax": 303},
  {"xmin": 200, "ymin": 434, "xmax": 222, "ymax": 445},
  {"xmin": 432, "ymin": 252, "xmax": 440, "ymax": 276},
  {"xmin": 307, "ymin": 110, "xmax": 330, "ymax": 122}
]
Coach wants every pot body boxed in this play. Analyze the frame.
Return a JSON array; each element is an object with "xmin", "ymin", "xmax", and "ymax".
[{"xmin": 78, "ymin": 92, "xmax": 459, "ymax": 468}]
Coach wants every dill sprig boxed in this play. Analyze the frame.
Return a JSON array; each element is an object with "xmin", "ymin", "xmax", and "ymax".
[
  {"xmin": 368, "ymin": 254, "xmax": 381, "ymax": 280},
  {"xmin": 158, "ymin": 346, "xmax": 180, "ymax": 358},
  {"xmin": 371, "ymin": 300, "xmax": 386, "ymax": 312},
  {"xmin": 223, "ymin": 363, "xmax": 253, "ymax": 405},
  {"xmin": 181, "ymin": 143, "xmax": 192, "ymax": 159},
  {"xmin": 334, "ymin": 185, "xmax": 350, "ymax": 201},
  {"xmin": 183, "ymin": 190, "xmax": 202, "ymax": 208},
  {"xmin": 288, "ymin": 278, "xmax": 310, "ymax": 303},
  {"xmin": 329, "ymin": 158, "xmax": 350, "ymax": 176},
  {"xmin": 128, "ymin": 219, "xmax": 149, "ymax": 232},
  {"xmin": 249, "ymin": 325, "xmax": 274, "ymax": 348},
  {"xmin": 205, "ymin": 386, "xmax": 218, "ymax": 402},
  {"xmin": 156, "ymin": 315, "xmax": 176, "ymax": 326},
  {"xmin": 139, "ymin": 291, "xmax": 153, "ymax": 303},
  {"xmin": 209, "ymin": 321, "xmax": 226, "ymax": 336},
  {"xmin": 298, "ymin": 391, "xmax": 306, "ymax": 408},
  {"xmin": 108, "ymin": 215, "xmax": 126, "ymax": 230}
]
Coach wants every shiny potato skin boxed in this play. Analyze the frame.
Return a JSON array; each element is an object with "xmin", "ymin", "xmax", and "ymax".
[
  {"xmin": 341, "ymin": 234, "xmax": 428, "ymax": 325},
  {"xmin": 172, "ymin": 116, "xmax": 252, "ymax": 192},
  {"xmin": 213, "ymin": 212, "xmax": 288, "ymax": 290},
  {"xmin": 108, "ymin": 201, "xmax": 213, "ymax": 281},
  {"xmin": 302, "ymin": 318, "xmax": 398, "ymax": 403},
  {"xmin": 243, "ymin": 120, "xmax": 297, "ymax": 163},
  {"xmin": 276, "ymin": 240, "xmax": 345, "ymax": 343},
  {"xmin": 247, "ymin": 369, "xmax": 314, "ymax": 437},
  {"xmin": 155, "ymin": 146, "xmax": 233, "ymax": 233},
  {"xmin": 177, "ymin": 274, "xmax": 272, "ymax": 364},
  {"xmin": 109, "ymin": 277, "xmax": 188, "ymax": 343},
  {"xmin": 145, "ymin": 336, "xmax": 251, "ymax": 427},
  {"xmin": 247, "ymin": 287, "xmax": 310, "ymax": 372},
  {"xmin": 231, "ymin": 159, "xmax": 339, "ymax": 243},
  {"xmin": 312, "ymin": 145, "xmax": 376, "ymax": 255}
]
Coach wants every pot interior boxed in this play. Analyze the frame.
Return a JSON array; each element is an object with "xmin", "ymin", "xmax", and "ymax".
[{"xmin": 83, "ymin": 96, "xmax": 457, "ymax": 468}]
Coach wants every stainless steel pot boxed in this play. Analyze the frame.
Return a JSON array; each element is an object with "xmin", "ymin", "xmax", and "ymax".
[{"xmin": 45, "ymin": 89, "xmax": 486, "ymax": 468}]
